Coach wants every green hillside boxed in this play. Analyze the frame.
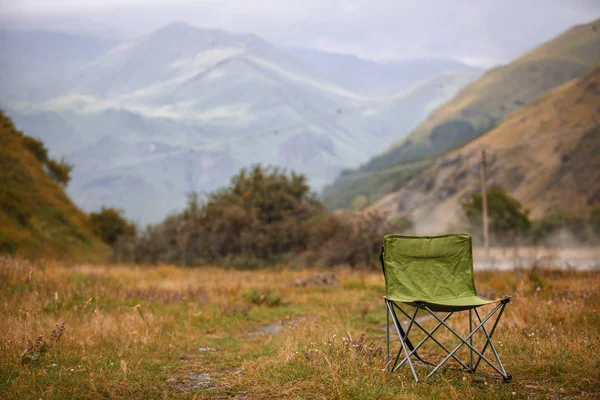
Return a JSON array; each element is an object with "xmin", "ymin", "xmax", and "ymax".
[
  {"xmin": 0, "ymin": 111, "xmax": 108, "ymax": 261},
  {"xmin": 323, "ymin": 17, "xmax": 600, "ymax": 210},
  {"xmin": 322, "ymin": 158, "xmax": 433, "ymax": 210},
  {"xmin": 367, "ymin": 64, "xmax": 600, "ymax": 228}
]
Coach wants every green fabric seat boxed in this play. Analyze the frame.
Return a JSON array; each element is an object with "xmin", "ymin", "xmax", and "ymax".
[{"xmin": 382, "ymin": 233, "xmax": 507, "ymax": 312}]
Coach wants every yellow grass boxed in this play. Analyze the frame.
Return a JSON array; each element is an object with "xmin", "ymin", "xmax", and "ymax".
[{"xmin": 1, "ymin": 257, "xmax": 599, "ymax": 399}]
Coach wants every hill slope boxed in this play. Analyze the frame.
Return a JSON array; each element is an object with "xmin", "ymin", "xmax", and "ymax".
[
  {"xmin": 325, "ymin": 17, "xmax": 600, "ymax": 209},
  {"xmin": 370, "ymin": 64, "xmax": 600, "ymax": 232},
  {"xmin": 0, "ymin": 111, "xmax": 108, "ymax": 260}
]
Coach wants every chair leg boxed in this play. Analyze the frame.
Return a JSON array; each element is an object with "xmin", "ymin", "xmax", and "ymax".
[
  {"xmin": 385, "ymin": 299, "xmax": 390, "ymax": 372},
  {"xmin": 386, "ymin": 301, "xmax": 405, "ymax": 373},
  {"xmin": 473, "ymin": 308, "xmax": 511, "ymax": 381},
  {"xmin": 386, "ymin": 300, "xmax": 419, "ymax": 382},
  {"xmin": 385, "ymin": 300, "xmax": 510, "ymax": 381},
  {"xmin": 386, "ymin": 301, "xmax": 463, "ymax": 374},
  {"xmin": 391, "ymin": 303, "xmax": 468, "ymax": 370},
  {"xmin": 471, "ymin": 304, "xmax": 505, "ymax": 372},
  {"xmin": 469, "ymin": 309, "xmax": 474, "ymax": 372},
  {"xmin": 388, "ymin": 302, "xmax": 438, "ymax": 368},
  {"xmin": 424, "ymin": 304, "xmax": 510, "ymax": 380}
]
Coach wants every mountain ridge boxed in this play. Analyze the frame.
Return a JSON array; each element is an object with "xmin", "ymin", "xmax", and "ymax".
[
  {"xmin": 369, "ymin": 64, "xmax": 600, "ymax": 232},
  {"xmin": 286, "ymin": 47, "xmax": 481, "ymax": 95},
  {"xmin": 323, "ymin": 17, "xmax": 600, "ymax": 210},
  {"xmin": 1, "ymin": 22, "xmax": 479, "ymax": 223}
]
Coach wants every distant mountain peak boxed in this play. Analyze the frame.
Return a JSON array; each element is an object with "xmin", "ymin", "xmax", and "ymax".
[{"xmin": 154, "ymin": 20, "xmax": 202, "ymax": 35}]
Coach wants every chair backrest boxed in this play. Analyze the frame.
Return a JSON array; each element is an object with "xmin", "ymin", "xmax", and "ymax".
[{"xmin": 382, "ymin": 234, "xmax": 477, "ymax": 302}]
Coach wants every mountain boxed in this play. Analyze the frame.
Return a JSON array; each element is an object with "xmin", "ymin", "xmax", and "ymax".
[
  {"xmin": 1, "ymin": 22, "xmax": 479, "ymax": 223},
  {"xmin": 0, "ymin": 111, "xmax": 108, "ymax": 260},
  {"xmin": 0, "ymin": 30, "xmax": 117, "ymax": 101},
  {"xmin": 369, "ymin": 65, "xmax": 600, "ymax": 232},
  {"xmin": 324, "ymin": 17, "xmax": 600, "ymax": 210},
  {"xmin": 287, "ymin": 48, "xmax": 481, "ymax": 95},
  {"xmin": 321, "ymin": 72, "xmax": 478, "ymax": 209}
]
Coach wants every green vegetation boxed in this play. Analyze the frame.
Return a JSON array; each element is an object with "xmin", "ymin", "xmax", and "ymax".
[
  {"xmin": 322, "ymin": 158, "xmax": 431, "ymax": 210},
  {"xmin": 462, "ymin": 188, "xmax": 599, "ymax": 245},
  {"xmin": 530, "ymin": 207, "xmax": 600, "ymax": 244},
  {"xmin": 324, "ymin": 17, "xmax": 600, "ymax": 210},
  {"xmin": 463, "ymin": 187, "xmax": 531, "ymax": 244},
  {"xmin": 0, "ymin": 111, "xmax": 107, "ymax": 261},
  {"xmin": 21, "ymin": 134, "xmax": 73, "ymax": 187},
  {"xmin": 1, "ymin": 259, "xmax": 598, "ymax": 399},
  {"xmin": 46, "ymin": 157, "xmax": 74, "ymax": 187},
  {"xmin": 89, "ymin": 207, "xmax": 137, "ymax": 246},
  {"xmin": 120, "ymin": 165, "xmax": 409, "ymax": 268}
]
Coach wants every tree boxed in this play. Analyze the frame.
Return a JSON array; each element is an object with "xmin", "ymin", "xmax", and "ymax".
[
  {"xmin": 89, "ymin": 207, "xmax": 136, "ymax": 246},
  {"xmin": 462, "ymin": 187, "xmax": 530, "ymax": 243},
  {"xmin": 200, "ymin": 164, "xmax": 324, "ymax": 261}
]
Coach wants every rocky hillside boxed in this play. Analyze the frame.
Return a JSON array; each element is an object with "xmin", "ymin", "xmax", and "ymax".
[{"xmin": 370, "ymin": 65, "xmax": 600, "ymax": 232}]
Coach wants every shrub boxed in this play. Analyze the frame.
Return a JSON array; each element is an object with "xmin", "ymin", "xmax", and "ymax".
[
  {"xmin": 22, "ymin": 136, "xmax": 49, "ymax": 164},
  {"xmin": 128, "ymin": 165, "xmax": 411, "ymax": 269},
  {"xmin": 530, "ymin": 208, "xmax": 599, "ymax": 245},
  {"xmin": 46, "ymin": 157, "xmax": 73, "ymax": 187},
  {"xmin": 89, "ymin": 207, "xmax": 136, "ymax": 246},
  {"xmin": 242, "ymin": 288, "xmax": 282, "ymax": 307}
]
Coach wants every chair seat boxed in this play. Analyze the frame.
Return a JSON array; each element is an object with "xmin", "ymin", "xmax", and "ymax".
[{"xmin": 384, "ymin": 294, "xmax": 509, "ymax": 312}]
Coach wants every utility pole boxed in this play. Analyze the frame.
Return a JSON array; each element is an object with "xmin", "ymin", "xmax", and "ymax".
[{"xmin": 481, "ymin": 149, "xmax": 489, "ymax": 260}]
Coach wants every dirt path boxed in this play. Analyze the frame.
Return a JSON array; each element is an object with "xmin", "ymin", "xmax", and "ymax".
[{"xmin": 168, "ymin": 316, "xmax": 311, "ymax": 397}]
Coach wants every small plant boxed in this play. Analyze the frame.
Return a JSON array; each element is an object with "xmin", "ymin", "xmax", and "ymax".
[
  {"xmin": 46, "ymin": 157, "xmax": 74, "ymax": 187},
  {"xmin": 242, "ymin": 288, "xmax": 282, "ymax": 307},
  {"xmin": 341, "ymin": 332, "xmax": 382, "ymax": 359},
  {"xmin": 21, "ymin": 321, "xmax": 66, "ymax": 365},
  {"xmin": 21, "ymin": 335, "xmax": 49, "ymax": 365}
]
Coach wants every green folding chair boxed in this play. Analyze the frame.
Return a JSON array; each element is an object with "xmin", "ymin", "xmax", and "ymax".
[{"xmin": 380, "ymin": 234, "xmax": 511, "ymax": 382}]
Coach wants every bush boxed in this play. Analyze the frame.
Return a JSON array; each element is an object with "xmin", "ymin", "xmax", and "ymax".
[
  {"xmin": 90, "ymin": 207, "xmax": 136, "ymax": 246},
  {"xmin": 46, "ymin": 157, "xmax": 73, "ymax": 187},
  {"xmin": 191, "ymin": 165, "xmax": 323, "ymax": 262},
  {"xmin": 310, "ymin": 211, "xmax": 405, "ymax": 268},
  {"xmin": 22, "ymin": 136, "xmax": 49, "ymax": 164},
  {"xmin": 242, "ymin": 288, "xmax": 282, "ymax": 307},
  {"xmin": 531, "ymin": 208, "xmax": 599, "ymax": 245},
  {"xmin": 128, "ymin": 165, "xmax": 411, "ymax": 269},
  {"xmin": 19, "ymin": 131, "xmax": 72, "ymax": 187}
]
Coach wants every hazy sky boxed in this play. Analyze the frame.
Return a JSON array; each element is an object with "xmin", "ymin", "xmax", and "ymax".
[{"xmin": 1, "ymin": 0, "xmax": 599, "ymax": 67}]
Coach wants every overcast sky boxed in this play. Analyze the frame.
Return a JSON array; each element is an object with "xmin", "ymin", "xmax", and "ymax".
[{"xmin": 1, "ymin": 0, "xmax": 598, "ymax": 67}]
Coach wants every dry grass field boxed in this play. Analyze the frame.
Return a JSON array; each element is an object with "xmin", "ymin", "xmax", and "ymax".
[{"xmin": 1, "ymin": 257, "xmax": 599, "ymax": 399}]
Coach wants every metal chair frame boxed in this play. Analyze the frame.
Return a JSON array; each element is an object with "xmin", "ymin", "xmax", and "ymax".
[{"xmin": 384, "ymin": 298, "xmax": 512, "ymax": 382}]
